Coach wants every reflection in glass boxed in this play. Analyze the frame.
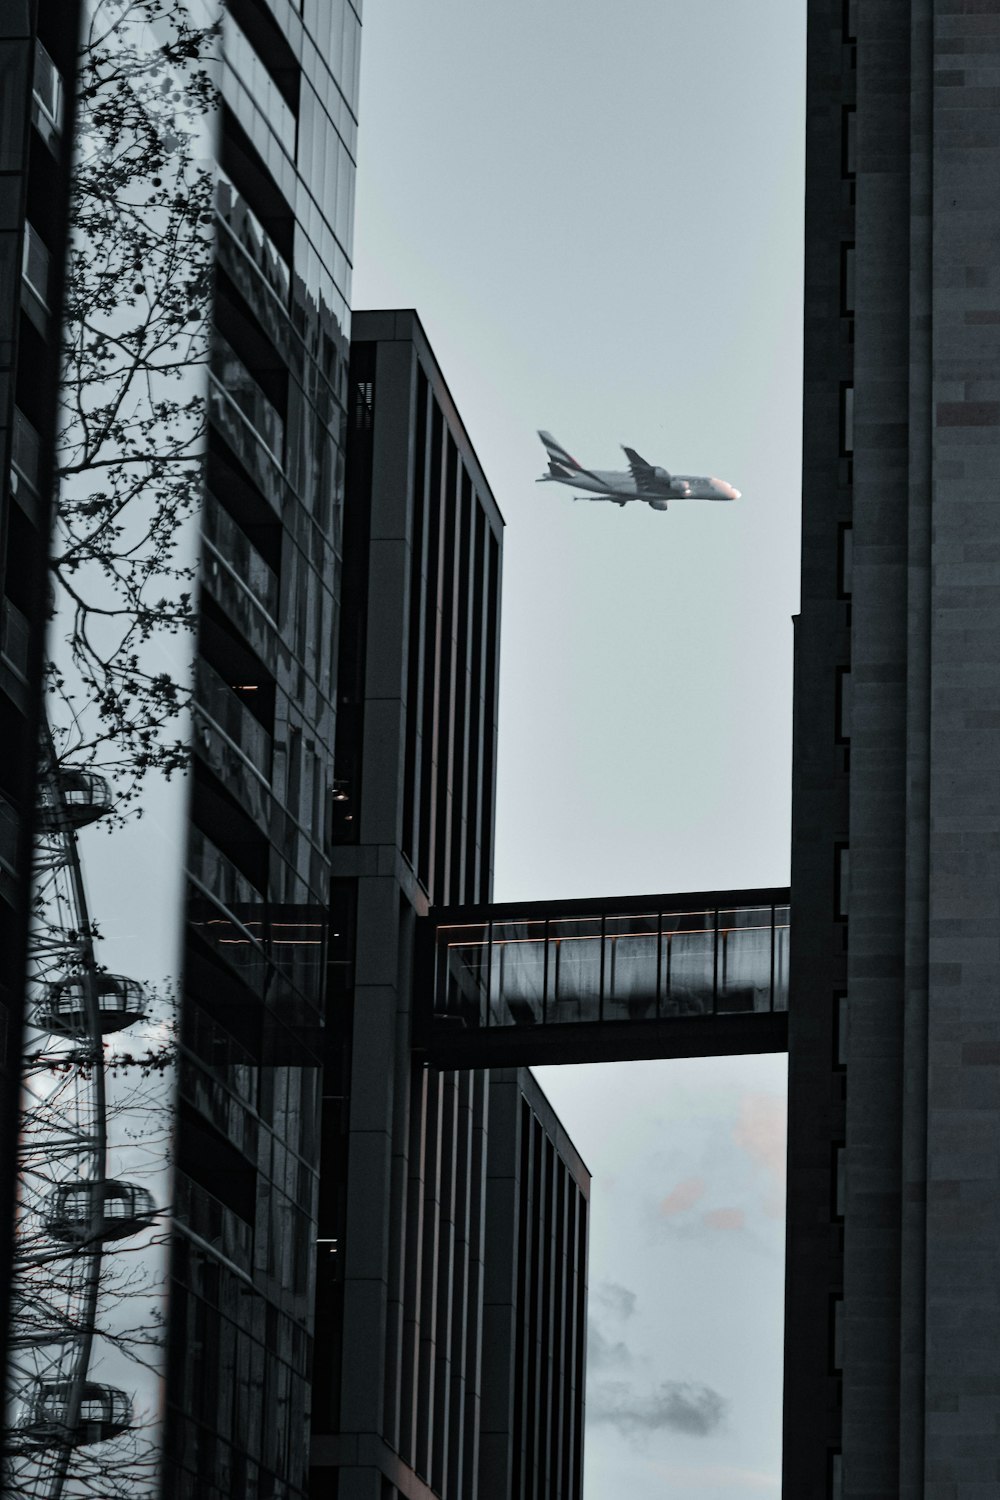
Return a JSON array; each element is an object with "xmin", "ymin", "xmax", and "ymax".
[
  {"xmin": 604, "ymin": 914, "xmax": 658, "ymax": 1021},
  {"xmin": 774, "ymin": 907, "xmax": 790, "ymax": 1010},
  {"xmin": 436, "ymin": 924, "xmax": 489, "ymax": 1027},
  {"xmin": 210, "ymin": 333, "xmax": 284, "ymax": 460},
  {"xmin": 215, "ymin": 172, "xmax": 290, "ymax": 306},
  {"xmin": 490, "ymin": 921, "xmax": 545, "ymax": 1026},
  {"xmin": 718, "ymin": 908, "xmax": 772, "ymax": 1012},
  {"xmin": 32, "ymin": 40, "xmax": 63, "ymax": 133},
  {"xmin": 22, "ymin": 221, "xmax": 50, "ymax": 307},
  {"xmin": 662, "ymin": 912, "xmax": 714, "ymax": 1015},
  {"xmin": 195, "ymin": 657, "xmax": 272, "ymax": 782},
  {"xmin": 12, "ymin": 407, "xmax": 39, "ymax": 490},
  {"xmin": 546, "ymin": 918, "xmax": 602, "ymax": 1022},
  {"xmin": 430, "ymin": 900, "xmax": 788, "ymax": 1033}
]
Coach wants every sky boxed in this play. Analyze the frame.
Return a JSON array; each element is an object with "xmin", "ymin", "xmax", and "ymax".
[{"xmin": 351, "ymin": 3, "xmax": 805, "ymax": 1495}]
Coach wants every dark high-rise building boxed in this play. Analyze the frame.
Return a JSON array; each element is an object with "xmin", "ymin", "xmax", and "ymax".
[
  {"xmin": 2, "ymin": 4, "xmax": 363, "ymax": 1498},
  {"xmin": 786, "ymin": 2, "xmax": 1000, "ymax": 1494},
  {"xmin": 309, "ymin": 309, "xmax": 590, "ymax": 1500},
  {"xmin": 167, "ymin": 4, "xmax": 360, "ymax": 1495},
  {"xmin": 480, "ymin": 1068, "xmax": 588, "ymax": 1500}
]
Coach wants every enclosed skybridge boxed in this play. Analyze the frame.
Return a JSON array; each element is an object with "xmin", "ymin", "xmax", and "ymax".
[{"xmin": 416, "ymin": 888, "xmax": 790, "ymax": 1069}]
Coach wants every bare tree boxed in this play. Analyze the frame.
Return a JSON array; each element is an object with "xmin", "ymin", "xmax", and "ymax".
[
  {"xmin": 7, "ymin": 3, "xmax": 221, "ymax": 1496},
  {"xmin": 47, "ymin": 0, "xmax": 220, "ymax": 811}
]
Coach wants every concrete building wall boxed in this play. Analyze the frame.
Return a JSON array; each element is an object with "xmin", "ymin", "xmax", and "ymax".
[
  {"xmin": 311, "ymin": 311, "xmax": 506, "ymax": 1500},
  {"xmin": 784, "ymin": 0, "xmax": 855, "ymax": 1488},
  {"xmin": 790, "ymin": 2, "xmax": 1000, "ymax": 1494},
  {"xmin": 480, "ymin": 1069, "xmax": 589, "ymax": 1500}
]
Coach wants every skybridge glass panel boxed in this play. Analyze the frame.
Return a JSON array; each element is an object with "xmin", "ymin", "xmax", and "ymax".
[
  {"xmin": 436, "ymin": 922, "xmax": 490, "ymax": 1027},
  {"xmin": 604, "ymin": 913, "xmax": 659, "ymax": 1022},
  {"xmin": 661, "ymin": 910, "xmax": 715, "ymax": 1016},
  {"xmin": 774, "ymin": 905, "xmax": 790, "ymax": 1010},
  {"xmin": 427, "ymin": 895, "xmax": 790, "ymax": 1043},
  {"xmin": 546, "ymin": 917, "xmax": 602, "ymax": 1022},
  {"xmin": 489, "ymin": 920, "xmax": 546, "ymax": 1026},
  {"xmin": 718, "ymin": 907, "xmax": 773, "ymax": 1013}
]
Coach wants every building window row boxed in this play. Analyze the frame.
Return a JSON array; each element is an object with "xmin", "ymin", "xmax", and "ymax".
[{"xmin": 223, "ymin": 10, "xmax": 297, "ymax": 159}]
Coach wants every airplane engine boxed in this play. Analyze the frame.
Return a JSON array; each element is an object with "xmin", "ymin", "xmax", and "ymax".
[{"xmin": 648, "ymin": 499, "xmax": 669, "ymax": 511}]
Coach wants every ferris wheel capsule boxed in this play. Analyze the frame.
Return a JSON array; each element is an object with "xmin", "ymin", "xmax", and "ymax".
[
  {"xmin": 42, "ymin": 1180, "xmax": 158, "ymax": 1245},
  {"xmin": 16, "ymin": 1380, "xmax": 133, "ymax": 1447},
  {"xmin": 34, "ymin": 973, "xmax": 149, "ymax": 1036},
  {"xmin": 36, "ymin": 769, "xmax": 114, "ymax": 832}
]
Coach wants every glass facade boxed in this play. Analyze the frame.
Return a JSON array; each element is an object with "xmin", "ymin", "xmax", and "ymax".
[
  {"xmin": 4, "ymin": 0, "xmax": 360, "ymax": 1494},
  {"xmin": 433, "ymin": 898, "xmax": 790, "ymax": 1031},
  {"xmin": 169, "ymin": 2, "xmax": 360, "ymax": 1496}
]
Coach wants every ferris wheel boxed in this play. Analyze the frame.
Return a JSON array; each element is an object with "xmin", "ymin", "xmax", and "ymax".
[{"xmin": 4, "ymin": 738, "xmax": 155, "ymax": 1499}]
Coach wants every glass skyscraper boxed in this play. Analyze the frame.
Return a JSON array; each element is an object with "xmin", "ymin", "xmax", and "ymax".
[{"xmin": 2, "ymin": 3, "xmax": 361, "ymax": 1496}]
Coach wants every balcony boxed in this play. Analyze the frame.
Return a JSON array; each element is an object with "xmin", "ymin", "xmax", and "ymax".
[
  {"xmin": 194, "ymin": 656, "xmax": 272, "ymax": 785},
  {"xmin": 0, "ymin": 795, "xmax": 18, "ymax": 874},
  {"xmin": 418, "ymin": 889, "xmax": 790, "ymax": 1068},
  {"xmin": 21, "ymin": 222, "xmax": 50, "ymax": 330},
  {"xmin": 210, "ymin": 334, "xmax": 283, "ymax": 459},
  {"xmin": 209, "ymin": 335, "xmax": 285, "ymax": 512},
  {"xmin": 31, "ymin": 41, "xmax": 63, "ymax": 152},
  {"xmin": 215, "ymin": 172, "xmax": 290, "ymax": 308},
  {"xmin": 201, "ymin": 490, "xmax": 279, "ymax": 628},
  {"xmin": 1, "ymin": 597, "xmax": 30, "ymax": 678},
  {"xmin": 11, "ymin": 407, "xmax": 39, "ymax": 492}
]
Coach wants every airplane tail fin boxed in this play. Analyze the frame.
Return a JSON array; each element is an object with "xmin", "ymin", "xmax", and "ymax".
[{"xmin": 538, "ymin": 430, "xmax": 583, "ymax": 478}]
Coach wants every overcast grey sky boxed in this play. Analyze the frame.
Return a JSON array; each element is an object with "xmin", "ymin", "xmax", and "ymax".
[{"xmin": 352, "ymin": 3, "xmax": 805, "ymax": 1494}]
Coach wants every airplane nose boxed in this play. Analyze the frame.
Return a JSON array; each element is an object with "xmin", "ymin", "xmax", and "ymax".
[{"xmin": 731, "ymin": 488, "xmax": 741, "ymax": 500}]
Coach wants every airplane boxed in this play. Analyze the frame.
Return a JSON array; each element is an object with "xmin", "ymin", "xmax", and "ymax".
[{"xmin": 537, "ymin": 430, "xmax": 741, "ymax": 511}]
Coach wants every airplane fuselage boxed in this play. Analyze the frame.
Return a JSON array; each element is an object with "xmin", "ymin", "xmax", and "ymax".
[
  {"xmin": 559, "ymin": 469, "xmax": 739, "ymax": 502},
  {"xmin": 535, "ymin": 431, "xmax": 741, "ymax": 508}
]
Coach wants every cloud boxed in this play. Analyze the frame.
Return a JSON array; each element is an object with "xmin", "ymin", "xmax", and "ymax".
[
  {"xmin": 659, "ymin": 1176, "xmax": 707, "ymax": 1217},
  {"xmin": 702, "ymin": 1206, "xmax": 745, "ymax": 1231},
  {"xmin": 733, "ymin": 1093, "xmax": 786, "ymax": 1188},
  {"xmin": 648, "ymin": 1461, "xmax": 779, "ymax": 1492},
  {"xmin": 592, "ymin": 1280, "xmax": 637, "ymax": 1321},
  {"xmin": 587, "ymin": 1321, "xmax": 633, "ymax": 1371},
  {"xmin": 589, "ymin": 1379, "xmax": 728, "ymax": 1439}
]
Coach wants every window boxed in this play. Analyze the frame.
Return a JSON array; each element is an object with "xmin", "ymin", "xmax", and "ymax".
[
  {"xmin": 210, "ymin": 332, "xmax": 284, "ymax": 461},
  {"xmin": 227, "ymin": 0, "xmax": 300, "ymax": 112},
  {"xmin": 834, "ymin": 992, "xmax": 848, "ymax": 1068},
  {"xmin": 840, "ymin": 385, "xmax": 854, "ymax": 455},
  {"xmin": 353, "ymin": 379, "xmax": 373, "ymax": 431},
  {"xmin": 215, "ymin": 170, "xmax": 290, "ymax": 306},
  {"xmin": 835, "ymin": 666, "xmax": 852, "ymax": 742},
  {"xmin": 835, "ymin": 846, "xmax": 850, "ymax": 920},
  {"xmin": 837, "ymin": 524, "xmax": 853, "ymax": 597},
  {"xmin": 222, "ymin": 13, "xmax": 296, "ymax": 158},
  {"xmin": 840, "ymin": 243, "xmax": 855, "ymax": 316},
  {"xmin": 830, "ymin": 1451, "xmax": 844, "ymax": 1500},
  {"xmin": 842, "ymin": 107, "xmax": 856, "ymax": 178},
  {"xmin": 833, "ymin": 1144, "xmax": 846, "ymax": 1218},
  {"xmin": 22, "ymin": 222, "xmax": 49, "ymax": 308},
  {"xmin": 11, "ymin": 407, "xmax": 40, "ymax": 490},
  {"xmin": 32, "ymin": 41, "xmax": 63, "ymax": 132},
  {"xmin": 831, "ymin": 1298, "xmax": 844, "ymax": 1371}
]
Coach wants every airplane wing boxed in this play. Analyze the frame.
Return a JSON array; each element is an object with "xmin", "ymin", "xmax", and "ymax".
[{"xmin": 621, "ymin": 445, "xmax": 662, "ymax": 494}]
